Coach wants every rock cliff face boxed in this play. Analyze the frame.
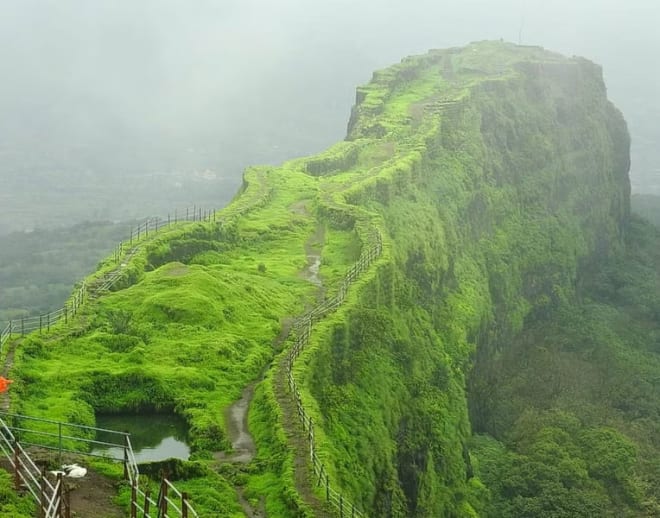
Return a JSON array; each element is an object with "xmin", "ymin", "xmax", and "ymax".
[
  {"xmin": 302, "ymin": 41, "xmax": 630, "ymax": 515},
  {"xmin": 12, "ymin": 41, "xmax": 641, "ymax": 517}
]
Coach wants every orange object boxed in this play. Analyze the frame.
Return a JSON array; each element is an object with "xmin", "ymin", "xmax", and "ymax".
[{"xmin": 0, "ymin": 377, "xmax": 13, "ymax": 393}]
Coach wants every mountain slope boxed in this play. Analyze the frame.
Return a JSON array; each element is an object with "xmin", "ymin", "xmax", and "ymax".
[{"xmin": 7, "ymin": 41, "xmax": 657, "ymax": 517}]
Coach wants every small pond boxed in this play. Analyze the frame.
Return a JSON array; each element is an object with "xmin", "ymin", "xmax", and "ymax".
[{"xmin": 91, "ymin": 413, "xmax": 190, "ymax": 463}]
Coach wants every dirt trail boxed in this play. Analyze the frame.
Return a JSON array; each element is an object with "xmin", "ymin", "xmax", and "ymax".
[
  {"xmin": 62, "ymin": 467, "xmax": 125, "ymax": 518},
  {"xmin": 0, "ymin": 450, "xmax": 125, "ymax": 518},
  {"xmin": 214, "ymin": 384, "xmax": 264, "ymax": 517},
  {"xmin": 270, "ymin": 226, "xmax": 334, "ymax": 517},
  {"xmin": 215, "ymin": 384, "xmax": 257, "ymax": 464},
  {"xmin": 302, "ymin": 224, "xmax": 326, "ymax": 301},
  {"xmin": 214, "ymin": 224, "xmax": 332, "ymax": 517}
]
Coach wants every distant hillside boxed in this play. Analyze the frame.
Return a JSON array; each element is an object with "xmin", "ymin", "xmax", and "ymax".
[{"xmin": 0, "ymin": 222, "xmax": 129, "ymax": 321}]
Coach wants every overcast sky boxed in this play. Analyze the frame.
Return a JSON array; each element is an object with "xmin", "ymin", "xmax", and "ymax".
[{"xmin": 0, "ymin": 0, "xmax": 658, "ymax": 230}]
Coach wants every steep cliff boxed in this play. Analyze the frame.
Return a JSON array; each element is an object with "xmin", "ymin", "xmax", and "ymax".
[{"xmin": 8, "ymin": 41, "xmax": 657, "ymax": 517}]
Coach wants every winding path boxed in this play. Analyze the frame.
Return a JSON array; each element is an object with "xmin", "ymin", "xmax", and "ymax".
[
  {"xmin": 216, "ymin": 224, "xmax": 331, "ymax": 517},
  {"xmin": 273, "ymin": 237, "xmax": 335, "ymax": 517},
  {"xmin": 215, "ymin": 384, "xmax": 257, "ymax": 464}
]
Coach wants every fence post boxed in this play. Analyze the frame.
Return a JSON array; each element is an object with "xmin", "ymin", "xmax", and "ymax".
[
  {"xmin": 39, "ymin": 315, "xmax": 43, "ymax": 333},
  {"xmin": 123, "ymin": 433, "xmax": 129, "ymax": 480},
  {"xmin": 64, "ymin": 306, "xmax": 68, "ymax": 325},
  {"xmin": 56, "ymin": 473, "xmax": 63, "ymax": 517},
  {"xmin": 144, "ymin": 488, "xmax": 151, "ymax": 516},
  {"xmin": 47, "ymin": 313, "xmax": 50, "ymax": 332},
  {"xmin": 40, "ymin": 467, "xmax": 47, "ymax": 518},
  {"xmin": 182, "ymin": 492, "xmax": 189, "ymax": 518},
  {"xmin": 21, "ymin": 317, "xmax": 25, "ymax": 336},
  {"xmin": 326, "ymin": 474, "xmax": 330, "ymax": 502},
  {"xmin": 309, "ymin": 417, "xmax": 314, "ymax": 462},
  {"xmin": 58, "ymin": 422, "xmax": 62, "ymax": 464},
  {"xmin": 130, "ymin": 480, "xmax": 137, "ymax": 518},
  {"xmin": 13, "ymin": 440, "xmax": 20, "ymax": 490},
  {"xmin": 160, "ymin": 477, "xmax": 168, "ymax": 516}
]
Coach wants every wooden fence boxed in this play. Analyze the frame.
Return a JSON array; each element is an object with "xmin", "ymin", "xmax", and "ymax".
[
  {"xmin": 286, "ymin": 229, "xmax": 383, "ymax": 518},
  {"xmin": 0, "ymin": 165, "xmax": 275, "ymax": 351}
]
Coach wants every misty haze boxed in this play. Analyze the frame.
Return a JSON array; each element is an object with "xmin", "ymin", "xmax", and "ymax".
[{"xmin": 0, "ymin": 0, "xmax": 658, "ymax": 234}]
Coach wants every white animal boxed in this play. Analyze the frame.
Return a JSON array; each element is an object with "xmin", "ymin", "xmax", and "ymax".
[
  {"xmin": 62, "ymin": 464, "xmax": 87, "ymax": 478},
  {"xmin": 50, "ymin": 463, "xmax": 87, "ymax": 478}
]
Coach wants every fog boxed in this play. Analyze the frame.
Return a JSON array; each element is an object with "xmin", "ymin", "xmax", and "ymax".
[{"xmin": 1, "ymin": 0, "xmax": 658, "ymax": 233}]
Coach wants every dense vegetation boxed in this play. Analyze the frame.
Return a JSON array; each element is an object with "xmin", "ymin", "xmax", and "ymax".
[
  {"xmin": 2, "ymin": 41, "xmax": 658, "ymax": 517},
  {"xmin": 470, "ymin": 215, "xmax": 660, "ymax": 516}
]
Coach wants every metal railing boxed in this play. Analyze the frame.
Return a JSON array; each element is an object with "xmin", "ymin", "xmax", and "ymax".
[
  {"xmin": 0, "ymin": 412, "xmax": 198, "ymax": 517},
  {"xmin": 0, "ymin": 411, "xmax": 132, "ymax": 465},
  {"xmin": 0, "ymin": 414, "xmax": 64, "ymax": 517},
  {"xmin": 0, "ymin": 281, "xmax": 86, "ymax": 355}
]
